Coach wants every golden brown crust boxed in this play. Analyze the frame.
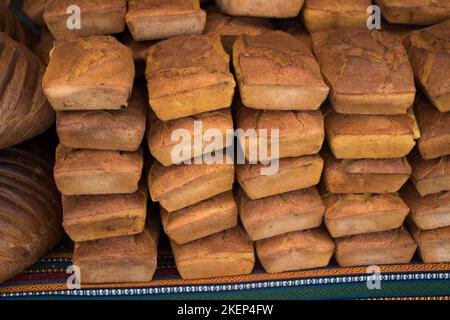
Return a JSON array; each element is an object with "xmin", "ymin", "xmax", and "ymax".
[
  {"xmin": 215, "ymin": 0, "xmax": 304, "ymax": 18},
  {"xmin": 376, "ymin": 0, "xmax": 450, "ymax": 25},
  {"xmin": 205, "ymin": 12, "xmax": 273, "ymax": 37},
  {"xmin": 34, "ymin": 28, "xmax": 54, "ymax": 65},
  {"xmin": 408, "ymin": 221, "xmax": 450, "ymax": 263},
  {"xmin": 23, "ymin": 0, "xmax": 47, "ymax": 26}
]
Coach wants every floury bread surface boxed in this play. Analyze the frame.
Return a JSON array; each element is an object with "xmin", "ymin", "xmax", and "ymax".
[
  {"xmin": 43, "ymin": 36, "xmax": 135, "ymax": 111},
  {"xmin": 44, "ymin": 0, "xmax": 126, "ymax": 40},
  {"xmin": 146, "ymin": 35, "xmax": 235, "ymax": 121},
  {"xmin": 411, "ymin": 154, "xmax": 450, "ymax": 196},
  {"xmin": 233, "ymin": 31, "xmax": 329, "ymax": 110},
  {"xmin": 126, "ymin": 0, "xmax": 206, "ymax": 41},
  {"xmin": 409, "ymin": 222, "xmax": 450, "ymax": 263},
  {"xmin": 73, "ymin": 218, "xmax": 159, "ymax": 284},
  {"xmin": 256, "ymin": 228, "xmax": 335, "ymax": 273},
  {"xmin": 238, "ymin": 187, "xmax": 324, "ymax": 241},
  {"xmin": 161, "ymin": 191, "xmax": 238, "ymax": 245},
  {"xmin": 311, "ymin": 29, "xmax": 416, "ymax": 114},
  {"xmin": 57, "ymin": 87, "xmax": 147, "ymax": 152},
  {"xmin": 171, "ymin": 226, "xmax": 254, "ymax": 280},
  {"xmin": 215, "ymin": 0, "xmax": 304, "ymax": 18},
  {"xmin": 54, "ymin": 145, "xmax": 143, "ymax": 196}
]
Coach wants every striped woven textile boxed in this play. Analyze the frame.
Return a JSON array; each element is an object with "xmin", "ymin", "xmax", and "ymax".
[{"xmin": 1, "ymin": 241, "xmax": 449, "ymax": 300}]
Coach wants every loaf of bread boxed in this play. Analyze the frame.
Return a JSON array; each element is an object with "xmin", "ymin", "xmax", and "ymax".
[
  {"xmin": 237, "ymin": 155, "xmax": 324, "ymax": 200},
  {"xmin": 126, "ymin": 0, "xmax": 206, "ymax": 41},
  {"xmin": 415, "ymin": 95, "xmax": 450, "ymax": 160},
  {"xmin": 323, "ymin": 153, "xmax": 412, "ymax": 194},
  {"xmin": 146, "ymin": 35, "xmax": 235, "ymax": 121},
  {"xmin": 409, "ymin": 222, "xmax": 450, "ymax": 263},
  {"xmin": 171, "ymin": 226, "xmax": 254, "ymax": 279},
  {"xmin": 411, "ymin": 154, "xmax": 450, "ymax": 196},
  {"xmin": 233, "ymin": 31, "xmax": 329, "ymax": 110},
  {"xmin": 375, "ymin": 0, "xmax": 450, "ymax": 25},
  {"xmin": 256, "ymin": 228, "xmax": 335, "ymax": 273},
  {"xmin": 0, "ymin": 5, "xmax": 35, "ymax": 49},
  {"xmin": 312, "ymin": 29, "xmax": 416, "ymax": 115},
  {"xmin": 149, "ymin": 157, "xmax": 234, "ymax": 212},
  {"xmin": 0, "ymin": 148, "xmax": 62, "ymax": 283},
  {"xmin": 302, "ymin": 0, "xmax": 371, "ymax": 33},
  {"xmin": 73, "ymin": 218, "xmax": 159, "ymax": 284},
  {"xmin": 62, "ymin": 183, "xmax": 148, "ymax": 242},
  {"xmin": 238, "ymin": 187, "xmax": 324, "ymax": 241},
  {"xmin": 235, "ymin": 103, "xmax": 324, "ymax": 160},
  {"xmin": 215, "ymin": 0, "xmax": 304, "ymax": 18},
  {"xmin": 334, "ymin": 228, "xmax": 417, "ymax": 267},
  {"xmin": 34, "ymin": 28, "xmax": 54, "ymax": 65},
  {"xmin": 161, "ymin": 191, "xmax": 238, "ymax": 245},
  {"xmin": 205, "ymin": 11, "xmax": 273, "ymax": 54},
  {"xmin": 118, "ymin": 32, "xmax": 154, "ymax": 79},
  {"xmin": 44, "ymin": 0, "xmax": 126, "ymax": 40},
  {"xmin": 147, "ymin": 109, "xmax": 234, "ymax": 166},
  {"xmin": 43, "ymin": 36, "xmax": 135, "ymax": 111},
  {"xmin": 54, "ymin": 145, "xmax": 143, "ymax": 196},
  {"xmin": 324, "ymin": 193, "xmax": 409, "ymax": 238},
  {"xmin": 23, "ymin": 0, "xmax": 47, "ymax": 26},
  {"xmin": 57, "ymin": 87, "xmax": 147, "ymax": 152},
  {"xmin": 324, "ymin": 109, "xmax": 416, "ymax": 159},
  {"xmin": 401, "ymin": 183, "xmax": 450, "ymax": 230},
  {"xmin": 0, "ymin": 33, "xmax": 55, "ymax": 149}
]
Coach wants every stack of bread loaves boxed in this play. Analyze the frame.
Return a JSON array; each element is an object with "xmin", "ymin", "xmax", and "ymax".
[
  {"xmin": 41, "ymin": 2, "xmax": 159, "ymax": 284},
  {"xmin": 312, "ymin": 27, "xmax": 419, "ymax": 267},
  {"xmin": 401, "ymin": 21, "xmax": 450, "ymax": 264}
]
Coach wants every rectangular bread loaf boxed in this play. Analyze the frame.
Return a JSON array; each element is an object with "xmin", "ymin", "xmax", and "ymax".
[
  {"xmin": 311, "ymin": 29, "xmax": 416, "ymax": 114},
  {"xmin": 57, "ymin": 87, "xmax": 147, "ymax": 152},
  {"xmin": 215, "ymin": 0, "xmax": 304, "ymax": 18},
  {"xmin": 171, "ymin": 226, "xmax": 255, "ymax": 280},
  {"xmin": 411, "ymin": 154, "xmax": 450, "ymax": 196},
  {"xmin": 73, "ymin": 218, "xmax": 159, "ymax": 284},
  {"xmin": 256, "ymin": 228, "xmax": 335, "ymax": 273},
  {"xmin": 238, "ymin": 187, "xmax": 324, "ymax": 241},
  {"xmin": 62, "ymin": 183, "xmax": 148, "ymax": 242},
  {"xmin": 233, "ymin": 31, "xmax": 329, "ymax": 110},
  {"xmin": 236, "ymin": 154, "xmax": 324, "ymax": 200},
  {"xmin": 44, "ymin": 0, "xmax": 126, "ymax": 40},
  {"xmin": 126, "ymin": 0, "xmax": 206, "ymax": 41},
  {"xmin": 148, "ymin": 157, "xmax": 234, "ymax": 212},
  {"xmin": 54, "ymin": 145, "xmax": 143, "ymax": 196},
  {"xmin": 161, "ymin": 191, "xmax": 238, "ymax": 245},
  {"xmin": 334, "ymin": 228, "xmax": 417, "ymax": 267},
  {"xmin": 43, "ymin": 36, "xmax": 135, "ymax": 110},
  {"xmin": 146, "ymin": 35, "xmax": 235, "ymax": 121},
  {"xmin": 409, "ymin": 222, "xmax": 450, "ymax": 263},
  {"xmin": 324, "ymin": 193, "xmax": 409, "ymax": 238},
  {"xmin": 302, "ymin": 0, "xmax": 371, "ymax": 33}
]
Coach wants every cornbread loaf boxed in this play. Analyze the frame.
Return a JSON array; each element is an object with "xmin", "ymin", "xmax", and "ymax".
[
  {"xmin": 334, "ymin": 228, "xmax": 417, "ymax": 267},
  {"xmin": 149, "ymin": 157, "xmax": 234, "ymax": 212},
  {"xmin": 147, "ymin": 108, "xmax": 234, "ymax": 166},
  {"xmin": 415, "ymin": 94, "xmax": 450, "ymax": 159},
  {"xmin": 215, "ymin": 0, "xmax": 304, "ymax": 18},
  {"xmin": 235, "ymin": 103, "xmax": 324, "ymax": 161},
  {"xmin": 323, "ymin": 153, "xmax": 412, "ymax": 194},
  {"xmin": 171, "ymin": 226, "xmax": 254, "ymax": 280},
  {"xmin": 324, "ymin": 193, "xmax": 409, "ymax": 238},
  {"xmin": 411, "ymin": 155, "xmax": 450, "ymax": 196},
  {"xmin": 236, "ymin": 155, "xmax": 324, "ymax": 200},
  {"xmin": 0, "ymin": 148, "xmax": 62, "ymax": 283},
  {"xmin": 73, "ymin": 218, "xmax": 159, "ymax": 284},
  {"xmin": 34, "ymin": 28, "xmax": 54, "ymax": 65},
  {"xmin": 54, "ymin": 145, "xmax": 143, "ymax": 196},
  {"xmin": 146, "ymin": 35, "xmax": 235, "ymax": 121},
  {"xmin": 126, "ymin": 0, "xmax": 206, "ymax": 41},
  {"xmin": 161, "ymin": 191, "xmax": 238, "ymax": 245},
  {"xmin": 256, "ymin": 228, "xmax": 335, "ymax": 273},
  {"xmin": 57, "ymin": 87, "xmax": 147, "ymax": 152},
  {"xmin": 409, "ymin": 222, "xmax": 450, "ymax": 263},
  {"xmin": 44, "ymin": 0, "xmax": 126, "ymax": 40},
  {"xmin": 375, "ymin": 0, "xmax": 450, "ymax": 25},
  {"xmin": 302, "ymin": 0, "xmax": 371, "ymax": 33},
  {"xmin": 233, "ymin": 31, "xmax": 329, "ymax": 110},
  {"xmin": 311, "ymin": 29, "xmax": 416, "ymax": 115},
  {"xmin": 62, "ymin": 183, "xmax": 148, "ymax": 242},
  {"xmin": 0, "ymin": 5, "xmax": 35, "ymax": 49},
  {"xmin": 205, "ymin": 11, "xmax": 273, "ymax": 53},
  {"xmin": 23, "ymin": 0, "xmax": 47, "ymax": 26},
  {"xmin": 238, "ymin": 187, "xmax": 324, "ymax": 241},
  {"xmin": 0, "ymin": 33, "xmax": 55, "ymax": 149},
  {"xmin": 43, "ymin": 36, "xmax": 134, "ymax": 111},
  {"xmin": 324, "ymin": 110, "xmax": 416, "ymax": 159},
  {"xmin": 401, "ymin": 183, "xmax": 450, "ymax": 230}
]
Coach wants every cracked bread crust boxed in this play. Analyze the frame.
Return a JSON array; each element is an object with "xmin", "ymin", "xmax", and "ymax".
[
  {"xmin": 411, "ymin": 155, "xmax": 450, "ymax": 196},
  {"xmin": 216, "ymin": 0, "xmax": 304, "ymax": 18}
]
